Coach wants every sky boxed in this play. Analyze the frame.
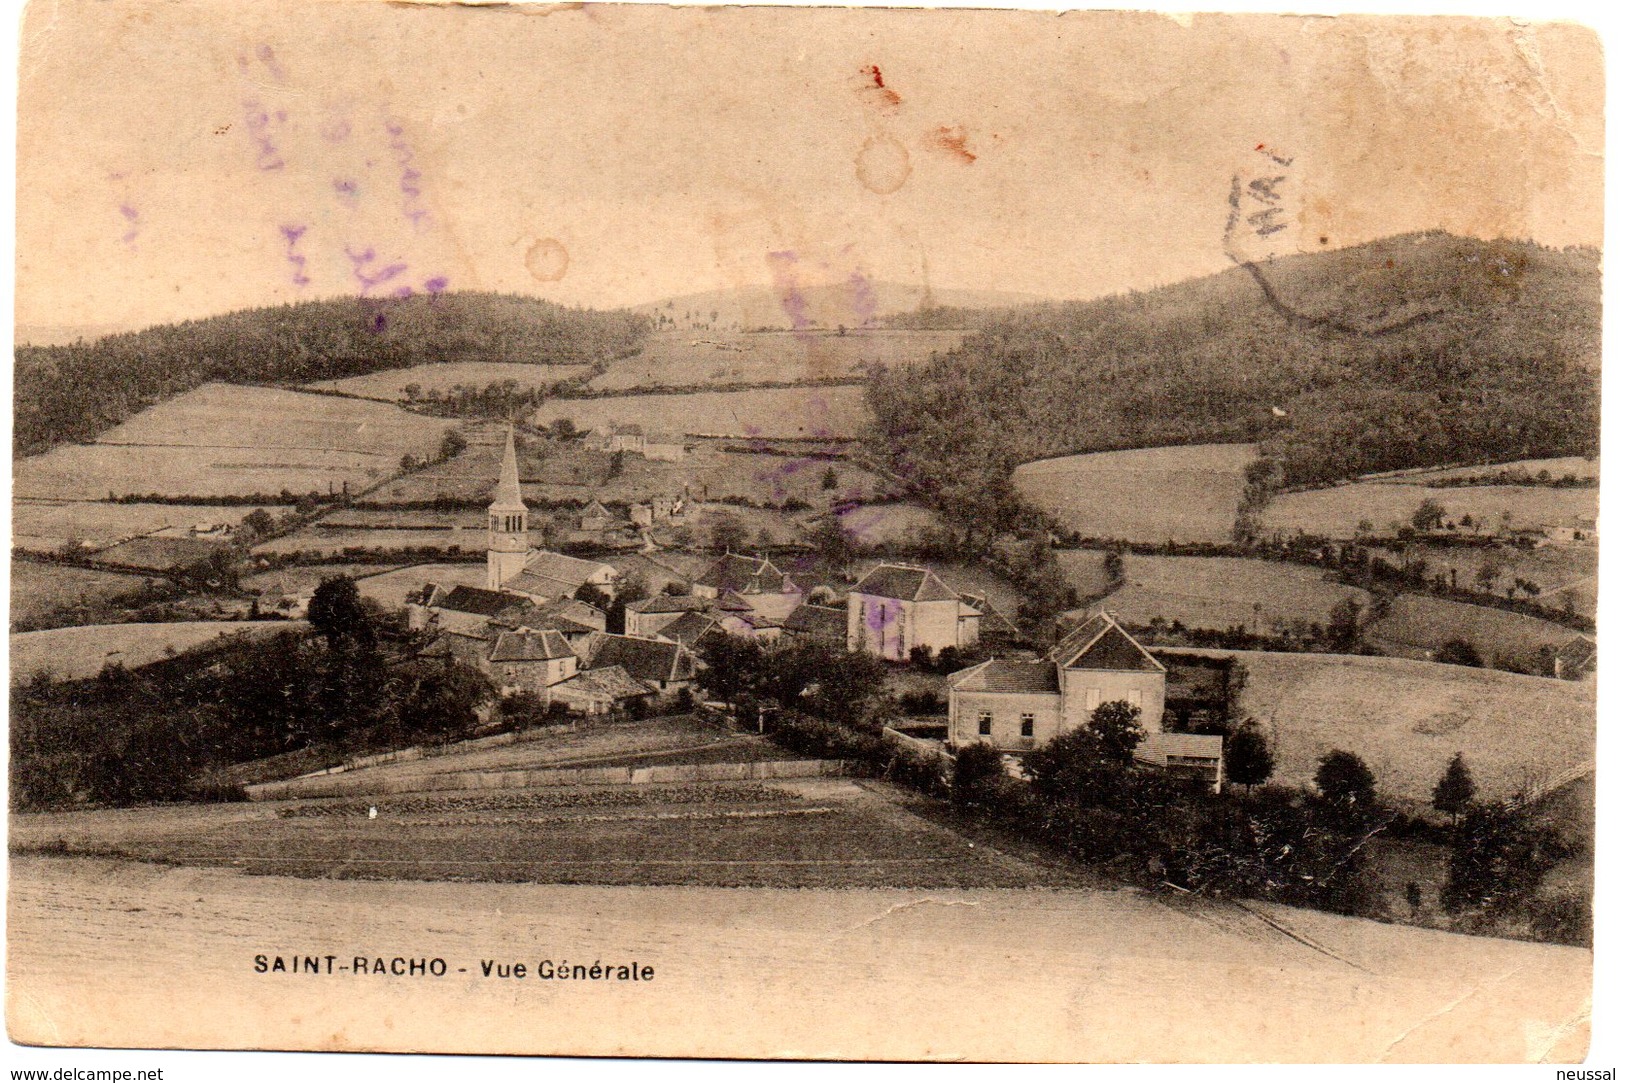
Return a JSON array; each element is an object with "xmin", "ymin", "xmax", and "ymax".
[{"xmin": 13, "ymin": 1, "xmax": 1604, "ymax": 338}]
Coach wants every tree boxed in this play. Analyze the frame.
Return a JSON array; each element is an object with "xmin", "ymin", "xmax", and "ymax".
[
  {"xmin": 242, "ymin": 508, "xmax": 276, "ymax": 537},
  {"xmin": 1086, "ymin": 700, "xmax": 1145, "ymax": 768},
  {"xmin": 1326, "ymin": 595, "xmax": 1363, "ymax": 651},
  {"xmin": 1435, "ymin": 638, "xmax": 1483, "ymax": 668},
  {"xmin": 1224, "ymin": 719, "xmax": 1275, "ymax": 792},
  {"xmin": 1431, "ymin": 752, "xmax": 1476, "ymax": 824},
  {"xmin": 607, "ymin": 450, "xmax": 625, "ymax": 478},
  {"xmin": 1103, "ymin": 549, "xmax": 1125, "ymax": 583},
  {"xmin": 821, "ymin": 465, "xmax": 839, "ymax": 490},
  {"xmin": 1473, "ymin": 555, "xmax": 1503, "ymax": 593},
  {"xmin": 810, "ymin": 516, "xmax": 856, "ymax": 570},
  {"xmin": 1441, "ymin": 800, "xmax": 1564, "ymax": 918},
  {"xmin": 696, "ymin": 635, "xmax": 767, "ymax": 706},
  {"xmin": 550, "ymin": 418, "xmax": 577, "ymax": 441},
  {"xmin": 1410, "ymin": 498, "xmax": 1446, "ymax": 533},
  {"xmin": 1313, "ymin": 749, "xmax": 1376, "ymax": 809},
  {"xmin": 438, "ymin": 429, "xmax": 468, "ymax": 461},
  {"xmin": 308, "ymin": 576, "xmax": 376, "ymax": 650},
  {"xmin": 710, "ymin": 512, "xmax": 748, "ymax": 553},
  {"xmin": 952, "ymin": 742, "xmax": 1006, "ymax": 806}
]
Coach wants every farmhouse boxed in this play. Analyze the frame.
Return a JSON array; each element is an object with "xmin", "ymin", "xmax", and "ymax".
[
  {"xmin": 588, "ymin": 424, "xmax": 688, "ymax": 461},
  {"xmin": 945, "ymin": 611, "xmax": 1167, "ymax": 752},
  {"xmin": 846, "ymin": 563, "xmax": 981, "ymax": 661}
]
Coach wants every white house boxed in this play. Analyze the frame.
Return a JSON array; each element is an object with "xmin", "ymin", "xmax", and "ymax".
[
  {"xmin": 945, "ymin": 611, "xmax": 1166, "ymax": 752},
  {"xmin": 846, "ymin": 563, "xmax": 981, "ymax": 661}
]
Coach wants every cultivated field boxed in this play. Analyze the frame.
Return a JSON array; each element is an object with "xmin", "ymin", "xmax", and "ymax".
[
  {"xmin": 1101, "ymin": 556, "xmax": 1371, "ymax": 632},
  {"xmin": 1054, "ymin": 549, "xmax": 1114, "ymax": 599},
  {"xmin": 1400, "ymin": 543, "xmax": 1598, "ymax": 619},
  {"xmin": 1367, "ymin": 593, "xmax": 1580, "ymax": 667},
  {"xmin": 12, "ymin": 500, "xmax": 269, "ymax": 552},
  {"xmin": 243, "ymin": 563, "xmax": 420, "ymax": 599},
  {"xmin": 374, "ymin": 436, "xmax": 889, "ymax": 510},
  {"xmin": 1164, "ymin": 648, "xmax": 1594, "ymax": 804},
  {"xmin": 588, "ymin": 330, "xmax": 964, "ymax": 391},
  {"xmin": 9, "ymin": 562, "xmax": 152, "ymax": 631},
  {"xmin": 834, "ymin": 502, "xmax": 945, "ymax": 548},
  {"xmin": 1013, "ymin": 444, "xmax": 1256, "ymax": 544},
  {"xmin": 10, "ymin": 620, "xmax": 307, "ymax": 683},
  {"xmin": 304, "ymin": 361, "xmax": 591, "ymax": 400},
  {"xmin": 13, "ymin": 384, "xmax": 453, "ymax": 500},
  {"xmin": 1261, "ymin": 483, "xmax": 1597, "ymax": 539},
  {"xmin": 252, "ymin": 528, "xmax": 490, "ymax": 558},
  {"xmin": 532, "ymin": 385, "xmax": 871, "ymax": 439},
  {"xmin": 352, "ymin": 563, "xmax": 489, "ymax": 608}
]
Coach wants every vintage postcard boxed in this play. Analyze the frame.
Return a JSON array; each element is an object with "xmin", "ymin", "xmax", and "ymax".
[{"xmin": 6, "ymin": 0, "xmax": 1604, "ymax": 1065}]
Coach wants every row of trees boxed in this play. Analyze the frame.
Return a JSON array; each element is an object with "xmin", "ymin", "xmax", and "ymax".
[{"xmin": 11, "ymin": 576, "xmax": 493, "ymax": 810}]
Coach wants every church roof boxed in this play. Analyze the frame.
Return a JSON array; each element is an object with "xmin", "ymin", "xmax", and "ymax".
[
  {"xmin": 851, "ymin": 563, "xmax": 961, "ymax": 603},
  {"xmin": 489, "ymin": 425, "xmax": 526, "ymax": 512},
  {"xmin": 517, "ymin": 550, "xmax": 616, "ymax": 589}
]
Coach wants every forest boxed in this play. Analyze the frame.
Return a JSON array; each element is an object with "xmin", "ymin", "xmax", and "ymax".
[
  {"xmin": 14, "ymin": 292, "xmax": 651, "ymax": 455},
  {"xmin": 865, "ymin": 233, "xmax": 1600, "ymax": 528}
]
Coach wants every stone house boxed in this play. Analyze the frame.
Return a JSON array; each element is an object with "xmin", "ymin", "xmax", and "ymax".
[{"xmin": 846, "ymin": 563, "xmax": 981, "ymax": 662}]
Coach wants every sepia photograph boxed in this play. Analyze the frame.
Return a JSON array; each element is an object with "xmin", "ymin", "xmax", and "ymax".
[{"xmin": 5, "ymin": 0, "xmax": 1608, "ymax": 1067}]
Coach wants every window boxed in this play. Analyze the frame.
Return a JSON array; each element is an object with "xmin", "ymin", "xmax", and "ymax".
[
  {"xmin": 1085, "ymin": 688, "xmax": 1103, "ymax": 711},
  {"xmin": 1020, "ymin": 713, "xmax": 1035, "ymax": 738},
  {"xmin": 1124, "ymin": 690, "xmax": 1142, "ymax": 710},
  {"xmin": 977, "ymin": 711, "xmax": 992, "ymax": 736}
]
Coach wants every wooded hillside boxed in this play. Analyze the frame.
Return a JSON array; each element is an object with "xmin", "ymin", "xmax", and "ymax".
[
  {"xmin": 865, "ymin": 233, "xmax": 1600, "ymax": 522},
  {"xmin": 15, "ymin": 293, "xmax": 650, "ymax": 455}
]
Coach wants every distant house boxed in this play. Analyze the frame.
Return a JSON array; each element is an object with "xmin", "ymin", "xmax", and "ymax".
[
  {"xmin": 692, "ymin": 552, "xmax": 796, "ymax": 599},
  {"xmin": 846, "ymin": 563, "xmax": 981, "ymax": 662},
  {"xmin": 547, "ymin": 665, "xmax": 656, "ymax": 716},
  {"xmin": 592, "ymin": 423, "xmax": 647, "ymax": 454},
  {"xmin": 945, "ymin": 611, "xmax": 1169, "ymax": 754},
  {"xmin": 624, "ymin": 593, "xmax": 712, "ymax": 638},
  {"xmin": 487, "ymin": 629, "xmax": 578, "ymax": 696},
  {"xmin": 652, "ymin": 610, "xmax": 723, "ymax": 650},
  {"xmin": 1554, "ymin": 635, "xmax": 1597, "ymax": 680},
  {"xmin": 781, "ymin": 603, "xmax": 847, "ymax": 646},
  {"xmin": 578, "ymin": 500, "xmax": 614, "ymax": 533},
  {"xmin": 579, "ymin": 632, "xmax": 699, "ymax": 696}
]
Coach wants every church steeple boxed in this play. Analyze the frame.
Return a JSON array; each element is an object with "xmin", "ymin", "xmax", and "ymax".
[{"xmin": 487, "ymin": 425, "xmax": 529, "ymax": 590}]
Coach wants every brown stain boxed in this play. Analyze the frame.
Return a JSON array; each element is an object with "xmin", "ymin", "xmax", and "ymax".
[
  {"xmin": 524, "ymin": 237, "xmax": 569, "ymax": 282},
  {"xmin": 926, "ymin": 125, "xmax": 975, "ymax": 164},
  {"xmin": 855, "ymin": 135, "xmax": 910, "ymax": 195},
  {"xmin": 857, "ymin": 64, "xmax": 901, "ymax": 112}
]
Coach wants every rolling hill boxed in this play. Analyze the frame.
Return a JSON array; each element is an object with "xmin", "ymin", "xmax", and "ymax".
[
  {"xmin": 13, "ymin": 292, "xmax": 650, "ymax": 456},
  {"xmin": 865, "ymin": 232, "xmax": 1600, "ymax": 524},
  {"xmin": 635, "ymin": 282, "xmax": 1044, "ymax": 331}
]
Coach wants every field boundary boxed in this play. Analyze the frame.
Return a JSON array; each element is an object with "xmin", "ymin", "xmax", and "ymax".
[{"xmin": 245, "ymin": 757, "xmax": 856, "ymax": 801}]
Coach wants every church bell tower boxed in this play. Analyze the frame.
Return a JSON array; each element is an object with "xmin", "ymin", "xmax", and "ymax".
[{"xmin": 487, "ymin": 426, "xmax": 529, "ymax": 590}]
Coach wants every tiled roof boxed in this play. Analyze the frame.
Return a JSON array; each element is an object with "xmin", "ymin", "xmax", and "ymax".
[
  {"xmin": 488, "ymin": 629, "xmax": 574, "ymax": 663},
  {"xmin": 557, "ymin": 664, "xmax": 652, "ymax": 702},
  {"xmin": 695, "ymin": 552, "xmax": 785, "ymax": 594},
  {"xmin": 1135, "ymin": 732, "xmax": 1224, "ymax": 765},
  {"xmin": 437, "ymin": 585, "xmax": 519, "ymax": 617},
  {"xmin": 1049, "ymin": 612, "xmax": 1163, "ymax": 673},
  {"xmin": 656, "ymin": 610, "xmax": 721, "ymax": 648},
  {"xmin": 587, "ymin": 633, "xmax": 695, "ymax": 684},
  {"xmin": 947, "ymin": 659, "xmax": 1060, "ymax": 694},
  {"xmin": 626, "ymin": 593, "xmax": 711, "ymax": 615},
  {"xmin": 851, "ymin": 563, "xmax": 961, "ymax": 603},
  {"xmin": 782, "ymin": 604, "xmax": 846, "ymax": 638},
  {"xmin": 518, "ymin": 550, "xmax": 616, "ymax": 588}
]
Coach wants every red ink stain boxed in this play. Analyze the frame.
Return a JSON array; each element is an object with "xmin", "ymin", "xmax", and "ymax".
[
  {"xmin": 857, "ymin": 64, "xmax": 902, "ymax": 111},
  {"xmin": 927, "ymin": 125, "xmax": 976, "ymax": 164}
]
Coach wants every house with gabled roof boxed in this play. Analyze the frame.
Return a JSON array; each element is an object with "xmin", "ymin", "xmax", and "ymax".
[
  {"xmin": 624, "ymin": 593, "xmax": 713, "ymax": 638},
  {"xmin": 579, "ymin": 632, "xmax": 698, "ymax": 695},
  {"xmin": 487, "ymin": 629, "xmax": 579, "ymax": 696},
  {"xmin": 692, "ymin": 552, "xmax": 796, "ymax": 599},
  {"xmin": 652, "ymin": 610, "xmax": 724, "ymax": 650},
  {"xmin": 946, "ymin": 611, "xmax": 1167, "ymax": 754},
  {"xmin": 846, "ymin": 562, "xmax": 981, "ymax": 661},
  {"xmin": 502, "ymin": 550, "xmax": 619, "ymax": 604}
]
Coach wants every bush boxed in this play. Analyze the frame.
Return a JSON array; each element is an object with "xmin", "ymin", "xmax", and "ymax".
[{"xmin": 952, "ymin": 742, "xmax": 1006, "ymax": 806}]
